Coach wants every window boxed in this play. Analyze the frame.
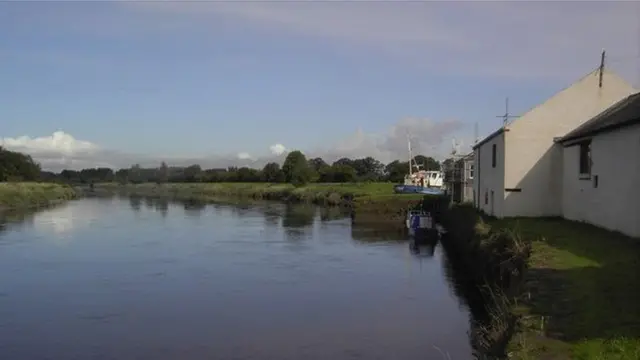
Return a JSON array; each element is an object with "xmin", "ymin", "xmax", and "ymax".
[
  {"xmin": 469, "ymin": 164, "xmax": 474, "ymax": 179},
  {"xmin": 579, "ymin": 140, "xmax": 591, "ymax": 177},
  {"xmin": 484, "ymin": 190, "xmax": 488, "ymax": 205},
  {"xmin": 492, "ymin": 144, "xmax": 497, "ymax": 168}
]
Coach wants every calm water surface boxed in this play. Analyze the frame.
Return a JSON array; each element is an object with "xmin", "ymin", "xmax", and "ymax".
[{"xmin": 0, "ymin": 197, "xmax": 474, "ymax": 360}]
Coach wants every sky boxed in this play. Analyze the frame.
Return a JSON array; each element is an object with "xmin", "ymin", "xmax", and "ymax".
[{"xmin": 1, "ymin": 0, "xmax": 639, "ymax": 171}]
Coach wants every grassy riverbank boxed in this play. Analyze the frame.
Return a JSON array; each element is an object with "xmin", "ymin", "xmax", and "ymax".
[
  {"xmin": 438, "ymin": 204, "xmax": 531, "ymax": 358},
  {"xmin": 505, "ymin": 218, "xmax": 640, "ymax": 360},
  {"xmin": 94, "ymin": 182, "xmax": 424, "ymax": 211},
  {"xmin": 0, "ymin": 182, "xmax": 77, "ymax": 210},
  {"xmin": 438, "ymin": 205, "xmax": 640, "ymax": 360}
]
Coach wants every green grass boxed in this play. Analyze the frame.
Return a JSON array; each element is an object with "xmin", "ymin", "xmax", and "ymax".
[
  {"xmin": 0, "ymin": 182, "xmax": 77, "ymax": 210},
  {"xmin": 498, "ymin": 218, "xmax": 640, "ymax": 360},
  {"xmin": 95, "ymin": 182, "xmax": 425, "ymax": 208}
]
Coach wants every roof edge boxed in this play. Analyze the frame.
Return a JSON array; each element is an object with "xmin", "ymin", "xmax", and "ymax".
[
  {"xmin": 557, "ymin": 117, "xmax": 640, "ymax": 144},
  {"xmin": 472, "ymin": 128, "xmax": 505, "ymax": 150}
]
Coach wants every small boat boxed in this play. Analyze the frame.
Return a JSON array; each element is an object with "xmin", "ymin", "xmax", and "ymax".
[
  {"xmin": 393, "ymin": 135, "xmax": 445, "ymax": 196},
  {"xmin": 406, "ymin": 209, "xmax": 434, "ymax": 236}
]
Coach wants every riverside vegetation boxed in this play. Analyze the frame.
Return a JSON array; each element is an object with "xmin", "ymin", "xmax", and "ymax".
[
  {"xmin": 0, "ymin": 182, "xmax": 77, "ymax": 210},
  {"xmin": 0, "ymin": 146, "xmax": 76, "ymax": 209},
  {"xmin": 432, "ymin": 202, "xmax": 639, "ymax": 360}
]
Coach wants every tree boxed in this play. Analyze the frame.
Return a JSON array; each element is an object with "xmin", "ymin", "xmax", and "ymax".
[
  {"xmin": 183, "ymin": 164, "xmax": 202, "ymax": 182},
  {"xmin": 282, "ymin": 150, "xmax": 312, "ymax": 186},
  {"xmin": 413, "ymin": 155, "xmax": 440, "ymax": 171},
  {"xmin": 115, "ymin": 169, "xmax": 129, "ymax": 184},
  {"xmin": 157, "ymin": 162, "xmax": 169, "ymax": 184},
  {"xmin": 351, "ymin": 156, "xmax": 384, "ymax": 180},
  {"xmin": 0, "ymin": 146, "xmax": 41, "ymax": 181},
  {"xmin": 308, "ymin": 157, "xmax": 328, "ymax": 172},
  {"xmin": 319, "ymin": 164, "xmax": 357, "ymax": 183},
  {"xmin": 441, "ymin": 158, "xmax": 455, "ymax": 182},
  {"xmin": 262, "ymin": 162, "xmax": 285, "ymax": 183},
  {"xmin": 384, "ymin": 160, "xmax": 410, "ymax": 183},
  {"xmin": 332, "ymin": 157, "xmax": 354, "ymax": 168},
  {"xmin": 236, "ymin": 167, "xmax": 261, "ymax": 182}
]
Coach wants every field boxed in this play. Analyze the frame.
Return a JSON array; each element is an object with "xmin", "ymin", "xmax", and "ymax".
[
  {"xmin": 0, "ymin": 182, "xmax": 77, "ymax": 210},
  {"xmin": 501, "ymin": 218, "xmax": 640, "ymax": 360}
]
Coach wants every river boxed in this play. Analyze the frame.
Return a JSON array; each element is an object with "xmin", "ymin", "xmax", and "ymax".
[{"xmin": 0, "ymin": 196, "xmax": 477, "ymax": 360}]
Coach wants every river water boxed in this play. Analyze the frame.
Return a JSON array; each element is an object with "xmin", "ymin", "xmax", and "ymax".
[{"xmin": 0, "ymin": 197, "xmax": 476, "ymax": 360}]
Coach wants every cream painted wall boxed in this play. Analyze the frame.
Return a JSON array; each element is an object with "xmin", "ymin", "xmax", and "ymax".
[
  {"xmin": 503, "ymin": 70, "xmax": 635, "ymax": 217},
  {"xmin": 562, "ymin": 123, "xmax": 640, "ymax": 238},
  {"xmin": 474, "ymin": 132, "xmax": 505, "ymax": 217}
]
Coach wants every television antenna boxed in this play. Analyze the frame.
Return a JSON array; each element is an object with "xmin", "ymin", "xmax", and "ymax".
[{"xmin": 496, "ymin": 97, "xmax": 519, "ymax": 128}]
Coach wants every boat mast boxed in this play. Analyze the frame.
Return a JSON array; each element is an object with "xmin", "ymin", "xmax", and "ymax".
[{"xmin": 407, "ymin": 134, "xmax": 413, "ymax": 176}]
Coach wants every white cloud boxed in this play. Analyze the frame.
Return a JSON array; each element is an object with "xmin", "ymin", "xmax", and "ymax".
[
  {"xmin": 269, "ymin": 143, "xmax": 286, "ymax": 156},
  {"xmin": 0, "ymin": 131, "xmax": 97, "ymax": 155},
  {"xmin": 237, "ymin": 152, "xmax": 253, "ymax": 160},
  {"xmin": 314, "ymin": 118, "xmax": 464, "ymax": 164}
]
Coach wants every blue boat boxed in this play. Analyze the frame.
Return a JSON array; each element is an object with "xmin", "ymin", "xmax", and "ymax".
[{"xmin": 393, "ymin": 184, "xmax": 444, "ymax": 195}]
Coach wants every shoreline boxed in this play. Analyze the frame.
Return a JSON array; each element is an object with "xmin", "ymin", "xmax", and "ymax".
[
  {"xmin": 0, "ymin": 182, "xmax": 77, "ymax": 212},
  {"xmin": 91, "ymin": 182, "xmax": 429, "ymax": 225},
  {"xmin": 89, "ymin": 182, "xmax": 453, "ymax": 233}
]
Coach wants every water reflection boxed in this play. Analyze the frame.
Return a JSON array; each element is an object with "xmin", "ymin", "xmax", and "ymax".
[
  {"xmin": 0, "ymin": 198, "xmax": 491, "ymax": 359},
  {"xmin": 319, "ymin": 206, "xmax": 349, "ymax": 222},
  {"xmin": 129, "ymin": 195, "xmax": 142, "ymax": 212},
  {"xmin": 182, "ymin": 199, "xmax": 206, "ymax": 218},
  {"xmin": 282, "ymin": 204, "xmax": 315, "ymax": 240},
  {"xmin": 0, "ymin": 209, "xmax": 36, "ymax": 235},
  {"xmin": 154, "ymin": 198, "xmax": 169, "ymax": 218},
  {"xmin": 409, "ymin": 231, "xmax": 439, "ymax": 258},
  {"xmin": 261, "ymin": 203, "xmax": 283, "ymax": 227},
  {"xmin": 439, "ymin": 232, "xmax": 495, "ymax": 359},
  {"xmin": 127, "ymin": 195, "xmax": 169, "ymax": 217},
  {"xmin": 350, "ymin": 223, "xmax": 406, "ymax": 243}
]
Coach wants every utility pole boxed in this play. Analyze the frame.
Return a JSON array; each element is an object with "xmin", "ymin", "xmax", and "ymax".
[
  {"xmin": 496, "ymin": 97, "xmax": 519, "ymax": 128},
  {"xmin": 599, "ymin": 49, "xmax": 606, "ymax": 88}
]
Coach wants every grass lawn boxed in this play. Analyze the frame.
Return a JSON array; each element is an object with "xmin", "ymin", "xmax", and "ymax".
[
  {"xmin": 497, "ymin": 218, "xmax": 640, "ymax": 360},
  {"xmin": 0, "ymin": 182, "xmax": 77, "ymax": 209}
]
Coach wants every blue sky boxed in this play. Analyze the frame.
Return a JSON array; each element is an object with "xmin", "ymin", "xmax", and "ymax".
[{"xmin": 1, "ymin": 1, "xmax": 639, "ymax": 171}]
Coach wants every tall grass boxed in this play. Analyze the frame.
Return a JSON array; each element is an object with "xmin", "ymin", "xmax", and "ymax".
[
  {"xmin": 0, "ymin": 182, "xmax": 77, "ymax": 209},
  {"xmin": 439, "ymin": 203, "xmax": 532, "ymax": 359}
]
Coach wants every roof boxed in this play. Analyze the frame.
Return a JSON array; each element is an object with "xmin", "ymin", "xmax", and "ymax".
[
  {"xmin": 472, "ymin": 127, "xmax": 505, "ymax": 150},
  {"xmin": 557, "ymin": 92, "xmax": 640, "ymax": 144},
  {"xmin": 473, "ymin": 68, "xmax": 634, "ymax": 150}
]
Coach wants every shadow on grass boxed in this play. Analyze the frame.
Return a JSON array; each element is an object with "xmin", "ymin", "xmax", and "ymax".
[{"xmin": 496, "ymin": 217, "xmax": 640, "ymax": 359}]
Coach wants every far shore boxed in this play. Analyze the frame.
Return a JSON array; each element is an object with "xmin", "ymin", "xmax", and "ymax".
[{"xmin": 90, "ymin": 182, "xmax": 429, "ymax": 227}]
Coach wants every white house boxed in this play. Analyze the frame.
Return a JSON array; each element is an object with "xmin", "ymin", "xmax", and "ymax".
[
  {"xmin": 472, "ymin": 68, "xmax": 636, "ymax": 218},
  {"xmin": 556, "ymin": 93, "xmax": 640, "ymax": 238}
]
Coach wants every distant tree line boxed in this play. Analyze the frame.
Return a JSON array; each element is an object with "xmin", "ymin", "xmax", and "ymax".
[{"xmin": 2, "ymin": 148, "xmax": 450, "ymax": 185}]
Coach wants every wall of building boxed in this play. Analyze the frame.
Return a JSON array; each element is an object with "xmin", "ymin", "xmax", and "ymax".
[
  {"xmin": 562, "ymin": 123, "xmax": 640, "ymax": 238},
  {"xmin": 503, "ymin": 69, "xmax": 635, "ymax": 217},
  {"xmin": 474, "ymin": 132, "xmax": 505, "ymax": 217}
]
